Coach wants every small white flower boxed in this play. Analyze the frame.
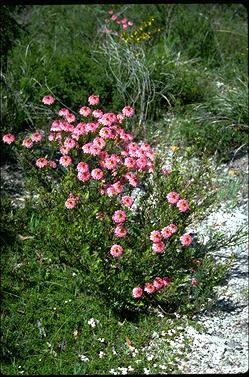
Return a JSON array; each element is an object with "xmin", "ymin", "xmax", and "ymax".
[
  {"xmin": 128, "ymin": 365, "xmax": 134, "ymax": 372},
  {"xmin": 79, "ymin": 354, "xmax": 89, "ymax": 362},
  {"xmin": 144, "ymin": 367, "xmax": 150, "ymax": 374},
  {"xmin": 87, "ymin": 318, "xmax": 99, "ymax": 328},
  {"xmin": 72, "ymin": 272, "xmax": 77, "ymax": 277},
  {"xmin": 99, "ymin": 351, "xmax": 106, "ymax": 358},
  {"xmin": 146, "ymin": 354, "xmax": 154, "ymax": 361},
  {"xmin": 98, "ymin": 337, "xmax": 105, "ymax": 343},
  {"xmin": 109, "ymin": 369, "xmax": 116, "ymax": 374},
  {"xmin": 152, "ymin": 331, "xmax": 159, "ymax": 338},
  {"xmin": 118, "ymin": 367, "xmax": 128, "ymax": 375},
  {"xmin": 131, "ymin": 348, "xmax": 138, "ymax": 357}
]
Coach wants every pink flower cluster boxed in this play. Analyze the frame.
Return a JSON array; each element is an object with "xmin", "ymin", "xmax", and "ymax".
[
  {"xmin": 150, "ymin": 223, "xmax": 178, "ymax": 254},
  {"xmin": 150, "ymin": 224, "xmax": 192, "ymax": 251},
  {"xmin": 166, "ymin": 191, "xmax": 190, "ymax": 212},
  {"xmin": 102, "ymin": 9, "xmax": 134, "ymax": 33},
  {"xmin": 39, "ymin": 95, "xmax": 154, "ymax": 199},
  {"xmin": 132, "ymin": 276, "xmax": 170, "ymax": 298}
]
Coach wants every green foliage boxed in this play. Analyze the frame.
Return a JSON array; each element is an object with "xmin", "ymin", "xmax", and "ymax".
[{"xmin": 1, "ymin": 3, "xmax": 247, "ymax": 160}]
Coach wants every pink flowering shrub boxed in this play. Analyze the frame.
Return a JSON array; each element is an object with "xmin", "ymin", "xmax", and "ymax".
[
  {"xmin": 101, "ymin": 9, "xmax": 134, "ymax": 36},
  {"xmin": 2, "ymin": 93, "xmax": 230, "ymax": 316}
]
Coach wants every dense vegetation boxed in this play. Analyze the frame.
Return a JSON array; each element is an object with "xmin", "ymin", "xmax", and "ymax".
[{"xmin": 1, "ymin": 4, "xmax": 248, "ymax": 375}]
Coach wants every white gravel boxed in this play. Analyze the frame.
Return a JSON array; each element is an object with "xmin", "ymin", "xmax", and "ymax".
[{"xmin": 177, "ymin": 201, "xmax": 248, "ymax": 374}]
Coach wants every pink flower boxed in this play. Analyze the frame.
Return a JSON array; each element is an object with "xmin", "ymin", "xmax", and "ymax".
[
  {"xmin": 82, "ymin": 143, "xmax": 92, "ymax": 154},
  {"xmin": 177, "ymin": 199, "xmax": 190, "ymax": 212},
  {"xmin": 66, "ymin": 114, "xmax": 76, "ymax": 123},
  {"xmin": 152, "ymin": 241, "xmax": 165, "ymax": 253},
  {"xmin": 166, "ymin": 191, "xmax": 180, "ymax": 204},
  {"xmin": 60, "ymin": 146, "xmax": 70, "ymax": 155},
  {"xmin": 31, "ymin": 131, "xmax": 43, "ymax": 143},
  {"xmin": 104, "ymin": 155, "xmax": 118, "ymax": 170},
  {"xmin": 168, "ymin": 223, "xmax": 178, "ymax": 234},
  {"xmin": 93, "ymin": 137, "xmax": 106, "ymax": 149},
  {"xmin": 22, "ymin": 138, "xmax": 33, "ymax": 149},
  {"xmin": 99, "ymin": 127, "xmax": 111, "ymax": 139},
  {"xmin": 108, "ymin": 9, "xmax": 113, "ymax": 15},
  {"xmin": 77, "ymin": 161, "xmax": 89, "ymax": 172},
  {"xmin": 110, "ymin": 244, "xmax": 123, "ymax": 257},
  {"xmin": 58, "ymin": 108, "xmax": 70, "ymax": 117},
  {"xmin": 79, "ymin": 106, "xmax": 91, "ymax": 117},
  {"xmin": 99, "ymin": 112, "xmax": 117, "ymax": 126},
  {"xmin": 36, "ymin": 157, "xmax": 48, "ymax": 168},
  {"xmin": 132, "ymin": 287, "xmax": 143, "ymax": 298},
  {"xmin": 161, "ymin": 226, "xmax": 173, "ymax": 239},
  {"xmin": 114, "ymin": 225, "xmax": 128, "ymax": 238},
  {"xmin": 144, "ymin": 282, "xmax": 156, "ymax": 294},
  {"xmin": 66, "ymin": 113, "xmax": 76, "ymax": 123},
  {"xmin": 128, "ymin": 21, "xmax": 133, "ymax": 26},
  {"xmin": 162, "ymin": 168, "xmax": 170, "ymax": 175},
  {"xmin": 106, "ymin": 185, "xmax": 117, "ymax": 197},
  {"xmin": 65, "ymin": 197, "xmax": 77, "ymax": 209},
  {"xmin": 2, "ymin": 133, "xmax": 15, "ymax": 144},
  {"xmin": 162, "ymin": 277, "xmax": 171, "ymax": 287},
  {"xmin": 86, "ymin": 122, "xmax": 99, "ymax": 133},
  {"xmin": 65, "ymin": 194, "xmax": 80, "ymax": 209},
  {"xmin": 117, "ymin": 113, "xmax": 125, "ymax": 124},
  {"xmin": 92, "ymin": 109, "xmax": 103, "ymax": 119},
  {"xmin": 112, "ymin": 210, "xmax": 126, "ymax": 224},
  {"xmin": 150, "ymin": 230, "xmax": 162, "ymax": 243},
  {"xmin": 180, "ymin": 233, "xmax": 193, "ymax": 247},
  {"xmin": 125, "ymin": 172, "xmax": 139, "ymax": 187},
  {"xmin": 122, "ymin": 106, "xmax": 135, "ymax": 118},
  {"xmin": 59, "ymin": 155, "xmax": 72, "ymax": 167},
  {"xmin": 121, "ymin": 195, "xmax": 134, "ymax": 208},
  {"xmin": 88, "ymin": 95, "xmax": 100, "ymax": 106},
  {"xmin": 91, "ymin": 168, "xmax": 104, "ymax": 180},
  {"xmin": 112, "ymin": 181, "xmax": 124, "ymax": 194},
  {"xmin": 124, "ymin": 157, "xmax": 136, "ymax": 169},
  {"xmin": 42, "ymin": 95, "xmax": 55, "ymax": 105},
  {"xmin": 153, "ymin": 277, "xmax": 165, "ymax": 291},
  {"xmin": 121, "ymin": 18, "xmax": 128, "ymax": 24},
  {"xmin": 64, "ymin": 137, "xmax": 76, "ymax": 150},
  {"xmin": 136, "ymin": 157, "xmax": 148, "ymax": 170},
  {"xmin": 49, "ymin": 160, "xmax": 57, "ymax": 169},
  {"xmin": 122, "ymin": 24, "xmax": 128, "ymax": 30},
  {"xmin": 191, "ymin": 278, "xmax": 197, "ymax": 287},
  {"xmin": 89, "ymin": 144, "xmax": 101, "ymax": 156},
  {"xmin": 77, "ymin": 171, "xmax": 90, "ymax": 182}
]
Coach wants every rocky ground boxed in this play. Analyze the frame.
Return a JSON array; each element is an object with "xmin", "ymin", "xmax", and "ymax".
[{"xmin": 177, "ymin": 200, "xmax": 248, "ymax": 374}]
